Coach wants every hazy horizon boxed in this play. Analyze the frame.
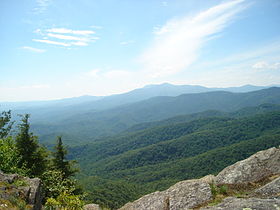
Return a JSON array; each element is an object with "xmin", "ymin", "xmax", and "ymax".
[
  {"xmin": 0, "ymin": 83, "xmax": 279, "ymax": 103},
  {"xmin": 1, "ymin": 0, "xmax": 280, "ymax": 101}
]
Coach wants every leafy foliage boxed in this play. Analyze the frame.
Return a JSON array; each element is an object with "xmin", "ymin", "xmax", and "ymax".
[
  {"xmin": 0, "ymin": 111, "xmax": 83, "ymax": 209},
  {"xmin": 0, "ymin": 137, "xmax": 28, "ymax": 175},
  {"xmin": 15, "ymin": 114, "xmax": 48, "ymax": 177}
]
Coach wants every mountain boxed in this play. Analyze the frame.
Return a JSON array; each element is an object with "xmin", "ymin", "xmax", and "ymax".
[
  {"xmin": 1, "ymin": 83, "xmax": 275, "ymax": 111},
  {"xmin": 72, "ymin": 109, "xmax": 280, "ymax": 208},
  {"xmin": 0, "ymin": 95, "xmax": 103, "ymax": 110},
  {"xmin": 32, "ymin": 87, "xmax": 280, "ymax": 145}
]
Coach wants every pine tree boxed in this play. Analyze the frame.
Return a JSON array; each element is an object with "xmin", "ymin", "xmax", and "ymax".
[
  {"xmin": 52, "ymin": 136, "xmax": 77, "ymax": 179},
  {"xmin": 0, "ymin": 110, "xmax": 13, "ymax": 138},
  {"xmin": 15, "ymin": 114, "xmax": 47, "ymax": 177}
]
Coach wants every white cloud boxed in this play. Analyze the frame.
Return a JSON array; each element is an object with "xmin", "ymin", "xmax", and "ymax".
[
  {"xmin": 46, "ymin": 28, "xmax": 95, "ymax": 35},
  {"xmin": 252, "ymin": 61, "xmax": 280, "ymax": 70},
  {"xmin": 33, "ymin": 28, "xmax": 99, "ymax": 48},
  {"xmin": 71, "ymin": 41, "xmax": 88, "ymax": 46},
  {"xmin": 22, "ymin": 46, "xmax": 46, "ymax": 53},
  {"xmin": 86, "ymin": 69, "xmax": 100, "ymax": 77},
  {"xmin": 33, "ymin": 0, "xmax": 51, "ymax": 14},
  {"xmin": 120, "ymin": 40, "xmax": 135, "ymax": 45},
  {"xmin": 47, "ymin": 33, "xmax": 86, "ymax": 41},
  {"xmin": 140, "ymin": 0, "xmax": 248, "ymax": 78},
  {"xmin": 33, "ymin": 39, "xmax": 71, "ymax": 46}
]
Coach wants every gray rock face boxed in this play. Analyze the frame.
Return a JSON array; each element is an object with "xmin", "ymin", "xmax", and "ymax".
[
  {"xmin": 83, "ymin": 203, "xmax": 102, "ymax": 210},
  {"xmin": 25, "ymin": 177, "xmax": 43, "ymax": 210},
  {"xmin": 201, "ymin": 197, "xmax": 280, "ymax": 210},
  {"xmin": 119, "ymin": 147, "xmax": 280, "ymax": 210},
  {"xmin": 254, "ymin": 176, "xmax": 280, "ymax": 198},
  {"xmin": 0, "ymin": 172, "xmax": 42, "ymax": 210},
  {"xmin": 215, "ymin": 147, "xmax": 280, "ymax": 185},
  {"xmin": 119, "ymin": 177, "xmax": 212, "ymax": 210},
  {"xmin": 0, "ymin": 173, "xmax": 19, "ymax": 183},
  {"xmin": 119, "ymin": 191, "xmax": 169, "ymax": 210},
  {"xmin": 166, "ymin": 180, "xmax": 212, "ymax": 210}
]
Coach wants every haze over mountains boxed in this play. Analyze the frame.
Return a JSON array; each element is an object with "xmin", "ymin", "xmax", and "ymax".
[
  {"xmin": 1, "ymin": 83, "xmax": 279, "ymax": 145},
  {"xmin": 1, "ymin": 83, "xmax": 280, "ymax": 208},
  {"xmin": 0, "ymin": 83, "xmax": 274, "ymax": 109}
]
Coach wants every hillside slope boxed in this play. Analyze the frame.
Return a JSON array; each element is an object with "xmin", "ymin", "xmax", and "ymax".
[
  {"xmin": 33, "ymin": 87, "xmax": 280, "ymax": 145},
  {"xmin": 73, "ymin": 109, "xmax": 280, "ymax": 208}
]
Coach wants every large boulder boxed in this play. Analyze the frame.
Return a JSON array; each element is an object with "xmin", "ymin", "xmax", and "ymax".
[
  {"xmin": 119, "ymin": 176, "xmax": 213, "ymax": 210},
  {"xmin": 201, "ymin": 197, "xmax": 280, "ymax": 210},
  {"xmin": 215, "ymin": 147, "xmax": 280, "ymax": 185},
  {"xmin": 0, "ymin": 172, "xmax": 43, "ymax": 210}
]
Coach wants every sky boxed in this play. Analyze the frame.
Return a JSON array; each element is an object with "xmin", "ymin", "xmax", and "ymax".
[{"xmin": 1, "ymin": 0, "xmax": 280, "ymax": 102}]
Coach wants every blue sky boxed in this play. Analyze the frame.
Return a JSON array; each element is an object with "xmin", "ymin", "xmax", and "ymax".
[{"xmin": 1, "ymin": 0, "xmax": 280, "ymax": 101}]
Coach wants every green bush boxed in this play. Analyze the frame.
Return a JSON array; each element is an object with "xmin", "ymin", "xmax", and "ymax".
[{"xmin": 0, "ymin": 137, "xmax": 29, "ymax": 175}]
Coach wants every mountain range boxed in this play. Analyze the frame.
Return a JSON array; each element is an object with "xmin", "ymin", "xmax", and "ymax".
[
  {"xmin": 1, "ymin": 83, "xmax": 279, "ymax": 145},
  {"xmin": 1, "ymin": 83, "xmax": 280, "ymax": 209}
]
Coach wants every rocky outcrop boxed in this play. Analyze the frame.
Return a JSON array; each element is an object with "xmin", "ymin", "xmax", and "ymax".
[
  {"xmin": 83, "ymin": 203, "xmax": 102, "ymax": 210},
  {"xmin": 0, "ymin": 171, "xmax": 43, "ymax": 210},
  {"xmin": 254, "ymin": 176, "xmax": 280, "ymax": 198},
  {"xmin": 119, "ymin": 147, "xmax": 280, "ymax": 210},
  {"xmin": 120, "ymin": 177, "xmax": 213, "ymax": 210},
  {"xmin": 215, "ymin": 147, "xmax": 280, "ymax": 185},
  {"xmin": 201, "ymin": 197, "xmax": 280, "ymax": 210}
]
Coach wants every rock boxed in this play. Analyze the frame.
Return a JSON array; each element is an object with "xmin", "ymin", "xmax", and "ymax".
[
  {"xmin": 25, "ymin": 177, "xmax": 43, "ymax": 210},
  {"xmin": 199, "ymin": 175, "xmax": 216, "ymax": 184},
  {"xmin": 83, "ymin": 203, "xmax": 102, "ymax": 210},
  {"xmin": 0, "ymin": 173, "xmax": 19, "ymax": 183},
  {"xmin": 254, "ymin": 176, "xmax": 280, "ymax": 198},
  {"xmin": 215, "ymin": 147, "xmax": 280, "ymax": 185},
  {"xmin": 119, "ymin": 191, "xmax": 169, "ymax": 210},
  {"xmin": 201, "ymin": 197, "xmax": 280, "ymax": 210},
  {"xmin": 119, "ymin": 179, "xmax": 212, "ymax": 210},
  {"xmin": 166, "ymin": 179, "xmax": 212, "ymax": 210},
  {"xmin": 0, "ymin": 172, "xmax": 43, "ymax": 210}
]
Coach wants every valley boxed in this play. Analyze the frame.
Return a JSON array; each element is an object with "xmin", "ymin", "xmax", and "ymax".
[{"xmin": 1, "ymin": 84, "xmax": 280, "ymax": 209}]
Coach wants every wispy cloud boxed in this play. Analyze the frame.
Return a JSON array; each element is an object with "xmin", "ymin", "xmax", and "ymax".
[
  {"xmin": 33, "ymin": 39, "xmax": 71, "ymax": 47},
  {"xmin": 46, "ymin": 28, "xmax": 96, "ymax": 35},
  {"xmin": 139, "ymin": 0, "xmax": 249, "ymax": 77},
  {"xmin": 22, "ymin": 46, "xmax": 46, "ymax": 53},
  {"xmin": 86, "ymin": 69, "xmax": 100, "ymax": 77},
  {"xmin": 33, "ymin": 0, "xmax": 51, "ymax": 14},
  {"xmin": 120, "ymin": 40, "xmax": 135, "ymax": 45},
  {"xmin": 252, "ymin": 61, "xmax": 280, "ymax": 70},
  {"xmin": 33, "ymin": 28, "xmax": 99, "ymax": 48}
]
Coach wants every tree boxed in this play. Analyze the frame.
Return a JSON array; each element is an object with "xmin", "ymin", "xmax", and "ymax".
[
  {"xmin": 52, "ymin": 136, "xmax": 77, "ymax": 179},
  {"xmin": 0, "ymin": 110, "xmax": 13, "ymax": 138},
  {"xmin": 15, "ymin": 114, "xmax": 47, "ymax": 177}
]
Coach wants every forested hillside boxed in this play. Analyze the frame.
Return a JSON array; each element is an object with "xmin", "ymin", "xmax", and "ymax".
[
  {"xmin": 31, "ymin": 87, "xmax": 280, "ymax": 146},
  {"xmin": 67, "ymin": 106, "xmax": 280, "ymax": 209}
]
